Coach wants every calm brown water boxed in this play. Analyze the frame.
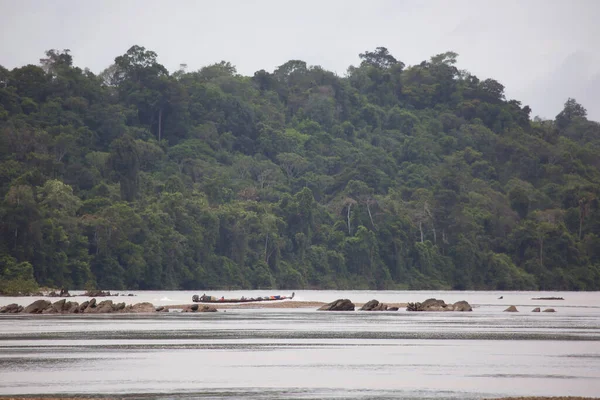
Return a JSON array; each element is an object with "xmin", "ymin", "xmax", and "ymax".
[{"xmin": 0, "ymin": 290, "xmax": 599, "ymax": 399}]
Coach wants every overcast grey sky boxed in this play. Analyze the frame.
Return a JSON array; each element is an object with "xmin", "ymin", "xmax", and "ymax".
[{"xmin": 1, "ymin": 0, "xmax": 599, "ymax": 121}]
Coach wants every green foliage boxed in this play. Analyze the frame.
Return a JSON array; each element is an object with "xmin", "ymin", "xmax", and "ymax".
[
  {"xmin": 0, "ymin": 47, "xmax": 599, "ymax": 290},
  {"xmin": 0, "ymin": 255, "xmax": 38, "ymax": 295}
]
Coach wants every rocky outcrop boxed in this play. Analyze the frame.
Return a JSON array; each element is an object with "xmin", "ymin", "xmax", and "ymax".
[
  {"xmin": 83, "ymin": 290, "xmax": 112, "ymax": 297},
  {"xmin": 180, "ymin": 304, "xmax": 217, "ymax": 313},
  {"xmin": 86, "ymin": 300, "xmax": 116, "ymax": 313},
  {"xmin": 360, "ymin": 300, "xmax": 397, "ymax": 311},
  {"xmin": 543, "ymin": 308, "xmax": 556, "ymax": 312},
  {"xmin": 318, "ymin": 299, "xmax": 355, "ymax": 311},
  {"xmin": 452, "ymin": 300, "xmax": 473, "ymax": 311},
  {"xmin": 9, "ymin": 298, "xmax": 164, "ymax": 314},
  {"xmin": 532, "ymin": 307, "xmax": 541, "ymax": 312},
  {"xmin": 406, "ymin": 298, "xmax": 472, "ymax": 312},
  {"xmin": 0, "ymin": 303, "xmax": 23, "ymax": 313},
  {"xmin": 504, "ymin": 305, "xmax": 518, "ymax": 312},
  {"xmin": 23, "ymin": 300, "xmax": 51, "ymax": 314},
  {"xmin": 47, "ymin": 288, "xmax": 71, "ymax": 297},
  {"xmin": 124, "ymin": 302, "xmax": 156, "ymax": 313}
]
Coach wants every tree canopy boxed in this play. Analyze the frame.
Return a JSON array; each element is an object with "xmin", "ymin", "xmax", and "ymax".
[{"xmin": 1, "ymin": 46, "xmax": 599, "ymax": 292}]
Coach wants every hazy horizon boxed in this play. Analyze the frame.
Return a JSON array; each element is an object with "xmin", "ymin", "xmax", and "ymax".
[{"xmin": 1, "ymin": 0, "xmax": 598, "ymax": 121}]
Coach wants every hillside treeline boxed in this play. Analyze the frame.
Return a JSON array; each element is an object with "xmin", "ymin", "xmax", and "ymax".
[{"xmin": 1, "ymin": 46, "xmax": 599, "ymax": 293}]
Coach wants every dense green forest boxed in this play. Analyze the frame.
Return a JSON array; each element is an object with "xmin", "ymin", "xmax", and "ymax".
[{"xmin": 1, "ymin": 46, "xmax": 599, "ymax": 294}]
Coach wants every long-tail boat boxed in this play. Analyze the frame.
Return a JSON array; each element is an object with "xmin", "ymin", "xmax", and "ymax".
[{"xmin": 192, "ymin": 292, "xmax": 295, "ymax": 303}]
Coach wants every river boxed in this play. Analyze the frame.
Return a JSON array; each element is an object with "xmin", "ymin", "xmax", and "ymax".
[{"xmin": 1, "ymin": 290, "xmax": 599, "ymax": 399}]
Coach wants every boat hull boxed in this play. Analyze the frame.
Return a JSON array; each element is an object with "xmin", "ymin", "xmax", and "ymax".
[{"xmin": 192, "ymin": 293, "xmax": 294, "ymax": 303}]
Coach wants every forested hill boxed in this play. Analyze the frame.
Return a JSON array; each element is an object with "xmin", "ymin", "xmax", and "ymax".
[{"xmin": 1, "ymin": 46, "xmax": 599, "ymax": 294}]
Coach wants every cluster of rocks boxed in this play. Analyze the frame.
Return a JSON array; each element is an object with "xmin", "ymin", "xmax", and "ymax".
[
  {"xmin": 13, "ymin": 289, "xmax": 137, "ymax": 298},
  {"xmin": 46, "ymin": 288, "xmax": 71, "ymax": 297},
  {"xmin": 180, "ymin": 304, "xmax": 217, "ymax": 313},
  {"xmin": 317, "ymin": 298, "xmax": 472, "ymax": 312},
  {"xmin": 82, "ymin": 290, "xmax": 136, "ymax": 297},
  {"xmin": 406, "ymin": 298, "xmax": 472, "ymax": 312},
  {"xmin": 1, "ymin": 298, "xmax": 151, "ymax": 314},
  {"xmin": 360, "ymin": 300, "xmax": 399, "ymax": 311},
  {"xmin": 504, "ymin": 305, "xmax": 556, "ymax": 312},
  {"xmin": 0, "ymin": 298, "xmax": 217, "ymax": 314}
]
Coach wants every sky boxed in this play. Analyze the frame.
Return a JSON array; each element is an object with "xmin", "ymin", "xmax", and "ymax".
[{"xmin": 1, "ymin": 0, "xmax": 599, "ymax": 121}]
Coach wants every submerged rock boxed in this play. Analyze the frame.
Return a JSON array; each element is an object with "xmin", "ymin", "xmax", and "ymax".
[
  {"xmin": 318, "ymin": 299, "xmax": 355, "ymax": 311},
  {"xmin": 406, "ymin": 298, "xmax": 472, "ymax": 312},
  {"xmin": 0, "ymin": 303, "xmax": 23, "ymax": 313},
  {"xmin": 543, "ymin": 308, "xmax": 556, "ymax": 312},
  {"xmin": 181, "ymin": 304, "xmax": 218, "ymax": 313},
  {"xmin": 532, "ymin": 307, "xmax": 541, "ymax": 312},
  {"xmin": 504, "ymin": 305, "xmax": 518, "ymax": 312}
]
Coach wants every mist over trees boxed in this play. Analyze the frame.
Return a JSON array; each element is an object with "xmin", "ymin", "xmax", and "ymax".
[{"xmin": 1, "ymin": 46, "xmax": 599, "ymax": 293}]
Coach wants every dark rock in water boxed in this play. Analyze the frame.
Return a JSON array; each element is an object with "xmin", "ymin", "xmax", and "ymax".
[
  {"xmin": 86, "ymin": 298, "xmax": 97, "ymax": 310},
  {"xmin": 79, "ymin": 301, "xmax": 89, "ymax": 312},
  {"xmin": 407, "ymin": 298, "xmax": 446, "ymax": 311},
  {"xmin": 155, "ymin": 306, "xmax": 165, "ymax": 312},
  {"xmin": 84, "ymin": 290, "xmax": 112, "ymax": 297},
  {"xmin": 532, "ymin": 307, "xmax": 541, "ymax": 312},
  {"xmin": 360, "ymin": 300, "xmax": 392, "ymax": 311},
  {"xmin": 115, "ymin": 302, "xmax": 126, "ymax": 311},
  {"xmin": 0, "ymin": 303, "xmax": 23, "ymax": 313},
  {"xmin": 387, "ymin": 307, "xmax": 399, "ymax": 311},
  {"xmin": 504, "ymin": 305, "xmax": 518, "ymax": 312},
  {"xmin": 421, "ymin": 298, "xmax": 448, "ymax": 311},
  {"xmin": 543, "ymin": 308, "xmax": 556, "ymax": 312},
  {"xmin": 181, "ymin": 303, "xmax": 217, "ymax": 312},
  {"xmin": 125, "ymin": 302, "xmax": 155, "ymax": 313},
  {"xmin": 407, "ymin": 298, "xmax": 472, "ymax": 312},
  {"xmin": 51, "ymin": 299, "xmax": 67, "ymax": 313},
  {"xmin": 318, "ymin": 299, "xmax": 355, "ymax": 311},
  {"xmin": 92, "ymin": 300, "xmax": 115, "ymax": 313},
  {"xmin": 65, "ymin": 301, "xmax": 80, "ymax": 313},
  {"xmin": 360, "ymin": 300, "xmax": 382, "ymax": 311},
  {"xmin": 128, "ymin": 293, "xmax": 135, "ymax": 296},
  {"xmin": 42, "ymin": 305, "xmax": 58, "ymax": 314},
  {"xmin": 453, "ymin": 301, "xmax": 473, "ymax": 311},
  {"xmin": 24, "ymin": 299, "xmax": 51, "ymax": 314},
  {"xmin": 48, "ymin": 291, "xmax": 59, "ymax": 297}
]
